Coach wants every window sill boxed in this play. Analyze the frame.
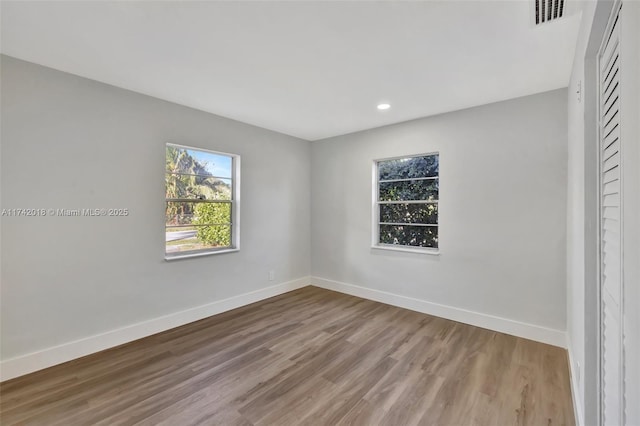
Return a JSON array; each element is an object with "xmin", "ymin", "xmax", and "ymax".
[
  {"xmin": 371, "ymin": 244, "xmax": 440, "ymax": 255},
  {"xmin": 165, "ymin": 247, "xmax": 239, "ymax": 261}
]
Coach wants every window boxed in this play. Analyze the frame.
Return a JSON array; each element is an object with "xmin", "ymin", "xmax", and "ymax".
[
  {"xmin": 373, "ymin": 153, "xmax": 439, "ymax": 252},
  {"xmin": 165, "ymin": 143, "xmax": 240, "ymax": 259}
]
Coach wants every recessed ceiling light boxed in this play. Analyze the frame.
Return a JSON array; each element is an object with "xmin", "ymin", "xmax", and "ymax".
[{"xmin": 377, "ymin": 103, "xmax": 391, "ymax": 110}]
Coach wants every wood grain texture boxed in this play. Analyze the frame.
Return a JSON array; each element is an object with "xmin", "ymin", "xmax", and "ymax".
[{"xmin": 0, "ymin": 287, "xmax": 575, "ymax": 425}]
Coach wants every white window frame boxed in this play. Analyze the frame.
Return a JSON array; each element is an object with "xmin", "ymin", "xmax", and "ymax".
[
  {"xmin": 371, "ymin": 152, "xmax": 440, "ymax": 255},
  {"xmin": 165, "ymin": 143, "xmax": 240, "ymax": 260}
]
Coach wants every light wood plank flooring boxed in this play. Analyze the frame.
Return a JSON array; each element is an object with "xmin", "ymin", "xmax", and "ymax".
[{"xmin": 0, "ymin": 286, "xmax": 575, "ymax": 425}]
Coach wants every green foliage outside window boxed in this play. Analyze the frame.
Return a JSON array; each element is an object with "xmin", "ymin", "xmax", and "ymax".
[
  {"xmin": 377, "ymin": 154, "xmax": 439, "ymax": 249},
  {"xmin": 193, "ymin": 203, "xmax": 231, "ymax": 247}
]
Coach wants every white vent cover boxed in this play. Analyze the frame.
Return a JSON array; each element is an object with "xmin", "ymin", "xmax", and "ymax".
[{"xmin": 534, "ymin": 0, "xmax": 566, "ymax": 25}]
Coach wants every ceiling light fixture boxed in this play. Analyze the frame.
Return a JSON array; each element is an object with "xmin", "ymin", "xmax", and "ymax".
[{"xmin": 377, "ymin": 103, "xmax": 391, "ymax": 110}]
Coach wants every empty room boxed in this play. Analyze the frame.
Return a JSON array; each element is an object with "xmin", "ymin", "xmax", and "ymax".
[{"xmin": 0, "ymin": 1, "xmax": 638, "ymax": 425}]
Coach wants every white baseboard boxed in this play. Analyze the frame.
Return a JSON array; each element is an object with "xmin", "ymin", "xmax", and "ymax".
[
  {"xmin": 1, "ymin": 275, "xmax": 567, "ymax": 382},
  {"xmin": 567, "ymin": 341, "xmax": 585, "ymax": 426},
  {"xmin": 0, "ymin": 276, "xmax": 310, "ymax": 382},
  {"xmin": 311, "ymin": 276, "xmax": 567, "ymax": 348}
]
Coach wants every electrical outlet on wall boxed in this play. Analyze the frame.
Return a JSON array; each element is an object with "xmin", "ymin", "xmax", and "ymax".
[{"xmin": 268, "ymin": 270, "xmax": 275, "ymax": 281}]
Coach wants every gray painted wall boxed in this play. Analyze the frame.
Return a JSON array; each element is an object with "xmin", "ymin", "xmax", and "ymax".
[
  {"xmin": 1, "ymin": 55, "xmax": 575, "ymax": 384},
  {"xmin": 311, "ymin": 89, "xmax": 568, "ymax": 331},
  {"xmin": 0, "ymin": 56, "xmax": 311, "ymax": 360}
]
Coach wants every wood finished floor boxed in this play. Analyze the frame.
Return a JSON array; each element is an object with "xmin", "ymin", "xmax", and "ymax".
[{"xmin": 0, "ymin": 287, "xmax": 575, "ymax": 426}]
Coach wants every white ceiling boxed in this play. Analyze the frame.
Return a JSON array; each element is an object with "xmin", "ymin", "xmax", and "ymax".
[{"xmin": 1, "ymin": 1, "xmax": 582, "ymax": 141}]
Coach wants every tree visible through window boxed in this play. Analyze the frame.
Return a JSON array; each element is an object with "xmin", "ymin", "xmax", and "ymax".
[
  {"xmin": 374, "ymin": 153, "xmax": 439, "ymax": 250},
  {"xmin": 165, "ymin": 144, "xmax": 239, "ymax": 258}
]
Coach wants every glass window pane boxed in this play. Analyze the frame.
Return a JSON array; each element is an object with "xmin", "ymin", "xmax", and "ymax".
[
  {"xmin": 379, "ymin": 225, "xmax": 438, "ymax": 248},
  {"xmin": 380, "ymin": 203, "xmax": 438, "ymax": 224},
  {"xmin": 166, "ymin": 225, "xmax": 232, "ymax": 253},
  {"xmin": 166, "ymin": 174, "xmax": 231, "ymax": 200},
  {"xmin": 166, "ymin": 202, "xmax": 231, "ymax": 227},
  {"xmin": 166, "ymin": 146, "xmax": 233, "ymax": 178},
  {"xmin": 379, "ymin": 179, "xmax": 438, "ymax": 201},
  {"xmin": 378, "ymin": 155, "xmax": 438, "ymax": 180}
]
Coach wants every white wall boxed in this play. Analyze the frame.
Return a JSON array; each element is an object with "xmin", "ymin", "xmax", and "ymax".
[
  {"xmin": 0, "ymin": 56, "xmax": 311, "ymax": 377},
  {"xmin": 311, "ymin": 89, "xmax": 568, "ymax": 341}
]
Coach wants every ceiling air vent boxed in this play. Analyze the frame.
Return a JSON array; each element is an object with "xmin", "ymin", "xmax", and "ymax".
[{"xmin": 535, "ymin": 0, "xmax": 565, "ymax": 25}]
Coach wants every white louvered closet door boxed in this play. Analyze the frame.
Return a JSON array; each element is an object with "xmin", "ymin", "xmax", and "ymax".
[{"xmin": 599, "ymin": 4, "xmax": 625, "ymax": 425}]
